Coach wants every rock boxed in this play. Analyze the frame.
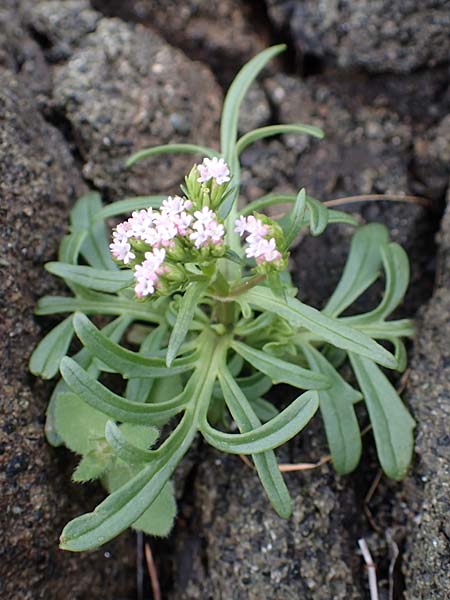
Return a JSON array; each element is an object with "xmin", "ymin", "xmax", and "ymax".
[
  {"xmin": 26, "ymin": 0, "xmax": 101, "ymax": 63},
  {"xmin": 0, "ymin": 69, "xmax": 135, "ymax": 600},
  {"xmin": 266, "ymin": 0, "xmax": 450, "ymax": 74},
  {"xmin": 0, "ymin": 0, "xmax": 51, "ymax": 101},
  {"xmin": 45, "ymin": 13, "xmax": 222, "ymax": 198},
  {"xmin": 90, "ymin": 0, "xmax": 268, "ymax": 86},
  {"xmin": 401, "ymin": 190, "xmax": 450, "ymax": 599},
  {"xmin": 163, "ymin": 442, "xmax": 362, "ymax": 599}
]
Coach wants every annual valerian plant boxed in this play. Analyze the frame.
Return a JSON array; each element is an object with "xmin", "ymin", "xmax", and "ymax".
[{"xmin": 30, "ymin": 46, "xmax": 415, "ymax": 552}]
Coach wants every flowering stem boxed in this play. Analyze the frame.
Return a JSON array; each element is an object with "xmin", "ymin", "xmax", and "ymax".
[{"xmin": 229, "ymin": 274, "xmax": 266, "ymax": 297}]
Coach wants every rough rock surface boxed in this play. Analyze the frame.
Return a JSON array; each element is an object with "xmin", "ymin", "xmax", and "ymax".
[
  {"xmin": 41, "ymin": 10, "xmax": 222, "ymax": 199},
  {"xmin": 163, "ymin": 439, "xmax": 363, "ymax": 599},
  {"xmin": 401, "ymin": 193, "xmax": 450, "ymax": 599},
  {"xmin": 266, "ymin": 0, "xmax": 450, "ymax": 73},
  {"xmin": 0, "ymin": 61, "xmax": 135, "ymax": 600},
  {"xmin": 91, "ymin": 0, "xmax": 268, "ymax": 86}
]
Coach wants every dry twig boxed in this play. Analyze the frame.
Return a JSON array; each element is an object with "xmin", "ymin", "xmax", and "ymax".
[
  {"xmin": 358, "ymin": 538, "xmax": 379, "ymax": 600},
  {"xmin": 324, "ymin": 193, "xmax": 431, "ymax": 209},
  {"xmin": 145, "ymin": 543, "xmax": 161, "ymax": 600}
]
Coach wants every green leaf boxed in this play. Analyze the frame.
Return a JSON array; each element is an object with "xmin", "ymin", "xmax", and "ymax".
[
  {"xmin": 104, "ymin": 462, "xmax": 177, "ymax": 537},
  {"xmin": 125, "ymin": 326, "xmax": 167, "ymax": 403},
  {"xmin": 349, "ymin": 354, "xmax": 415, "ymax": 480},
  {"xmin": 305, "ymin": 196, "xmax": 329, "ymax": 236},
  {"xmin": 70, "ymin": 192, "xmax": 115, "ymax": 270},
  {"xmin": 73, "ymin": 451, "xmax": 111, "ymax": 483},
  {"xmin": 351, "ymin": 319, "xmax": 415, "ymax": 339},
  {"xmin": 281, "ymin": 188, "xmax": 307, "ymax": 249},
  {"xmin": 231, "ymin": 340, "xmax": 330, "ymax": 390},
  {"xmin": 324, "ymin": 224, "xmax": 389, "ymax": 317},
  {"xmin": 58, "ymin": 231, "xmax": 87, "ymax": 264},
  {"xmin": 242, "ymin": 287, "xmax": 398, "ymax": 369},
  {"xmin": 237, "ymin": 372, "xmax": 272, "ymax": 401},
  {"xmin": 72, "ymin": 313, "xmax": 196, "ymax": 378},
  {"xmin": 206, "ymin": 364, "xmax": 293, "ymax": 518},
  {"xmin": 202, "ymin": 382, "xmax": 318, "ymax": 454},
  {"xmin": 126, "ymin": 144, "xmax": 219, "ymax": 167},
  {"xmin": 36, "ymin": 293, "xmax": 164, "ymax": 324},
  {"xmin": 146, "ymin": 375, "xmax": 183, "ymax": 407},
  {"xmin": 105, "ymin": 421, "xmax": 157, "ymax": 464},
  {"xmin": 60, "ymin": 359, "xmax": 188, "ymax": 425},
  {"xmin": 54, "ymin": 392, "xmax": 108, "ymax": 455},
  {"xmin": 93, "ymin": 196, "xmax": 164, "ymax": 221},
  {"xmin": 236, "ymin": 124, "xmax": 323, "ymax": 155},
  {"xmin": 46, "ymin": 316, "xmax": 132, "ymax": 447},
  {"xmin": 343, "ymin": 242, "xmax": 410, "ymax": 324},
  {"xmin": 45, "ymin": 263, "xmax": 134, "ymax": 293},
  {"xmin": 220, "ymin": 45, "xmax": 286, "ymax": 162},
  {"xmin": 249, "ymin": 397, "xmax": 279, "ymax": 422},
  {"xmin": 59, "ymin": 346, "xmax": 217, "ymax": 551},
  {"xmin": 167, "ymin": 282, "xmax": 208, "ymax": 366},
  {"xmin": 302, "ymin": 344, "xmax": 362, "ymax": 474},
  {"xmin": 131, "ymin": 482, "xmax": 176, "ymax": 537},
  {"xmin": 29, "ymin": 316, "xmax": 74, "ymax": 379}
]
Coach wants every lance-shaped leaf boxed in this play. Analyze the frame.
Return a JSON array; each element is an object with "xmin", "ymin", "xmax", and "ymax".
[
  {"xmin": 349, "ymin": 354, "xmax": 415, "ymax": 480},
  {"xmin": 105, "ymin": 421, "xmax": 157, "ymax": 464},
  {"xmin": 208, "ymin": 365, "xmax": 293, "ymax": 518},
  {"xmin": 242, "ymin": 287, "xmax": 397, "ymax": 369},
  {"xmin": 281, "ymin": 188, "xmax": 307, "ymax": 249},
  {"xmin": 60, "ymin": 359, "xmax": 188, "ymax": 425},
  {"xmin": 342, "ymin": 242, "xmax": 410, "ymax": 324},
  {"xmin": 231, "ymin": 340, "xmax": 330, "ymax": 390},
  {"xmin": 58, "ymin": 230, "xmax": 87, "ymax": 264},
  {"xmin": 324, "ymin": 224, "xmax": 389, "ymax": 317},
  {"xmin": 351, "ymin": 319, "xmax": 415, "ymax": 339},
  {"xmin": 166, "ymin": 282, "xmax": 208, "ymax": 366},
  {"xmin": 93, "ymin": 196, "xmax": 164, "ymax": 221},
  {"xmin": 302, "ymin": 344, "xmax": 362, "ymax": 474},
  {"xmin": 249, "ymin": 397, "xmax": 279, "ymax": 422},
  {"xmin": 72, "ymin": 313, "xmax": 195, "ymax": 378},
  {"xmin": 125, "ymin": 326, "xmax": 167, "ymax": 403},
  {"xmin": 36, "ymin": 293, "xmax": 164, "ymax": 323},
  {"xmin": 305, "ymin": 196, "xmax": 329, "ymax": 235},
  {"xmin": 45, "ymin": 263, "xmax": 134, "ymax": 294},
  {"xmin": 46, "ymin": 316, "xmax": 131, "ymax": 446},
  {"xmin": 237, "ymin": 372, "xmax": 272, "ymax": 401},
  {"xmin": 70, "ymin": 192, "xmax": 116, "ymax": 270},
  {"xmin": 220, "ymin": 44, "xmax": 286, "ymax": 162},
  {"xmin": 59, "ymin": 351, "xmax": 217, "ymax": 551},
  {"xmin": 236, "ymin": 124, "xmax": 323, "ymax": 155},
  {"xmin": 126, "ymin": 143, "xmax": 219, "ymax": 167},
  {"xmin": 29, "ymin": 316, "xmax": 74, "ymax": 379},
  {"xmin": 60, "ymin": 411, "xmax": 196, "ymax": 551},
  {"xmin": 202, "ymin": 384, "xmax": 318, "ymax": 454}
]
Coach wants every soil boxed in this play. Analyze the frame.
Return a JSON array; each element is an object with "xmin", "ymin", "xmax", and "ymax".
[{"xmin": 1, "ymin": 1, "xmax": 449, "ymax": 598}]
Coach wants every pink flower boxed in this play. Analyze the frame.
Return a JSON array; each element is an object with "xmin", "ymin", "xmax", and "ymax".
[
  {"xmin": 133, "ymin": 248, "xmax": 166, "ymax": 297},
  {"xmin": 109, "ymin": 239, "xmax": 135, "ymax": 264},
  {"xmin": 234, "ymin": 215, "xmax": 248, "ymax": 236},
  {"xmin": 197, "ymin": 157, "xmax": 230, "ymax": 185}
]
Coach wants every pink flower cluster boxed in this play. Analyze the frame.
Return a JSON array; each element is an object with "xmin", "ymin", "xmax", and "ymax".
[
  {"xmin": 234, "ymin": 215, "xmax": 282, "ymax": 264},
  {"xmin": 110, "ymin": 192, "xmax": 226, "ymax": 297},
  {"xmin": 197, "ymin": 157, "xmax": 230, "ymax": 185},
  {"xmin": 134, "ymin": 248, "xmax": 166, "ymax": 298}
]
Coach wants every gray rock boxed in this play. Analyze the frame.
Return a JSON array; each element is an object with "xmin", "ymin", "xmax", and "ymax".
[
  {"xmin": 49, "ymin": 15, "xmax": 222, "ymax": 198},
  {"xmin": 0, "ymin": 69, "xmax": 136, "ymax": 599},
  {"xmin": 401, "ymin": 190, "xmax": 450, "ymax": 599},
  {"xmin": 90, "ymin": 0, "xmax": 268, "ymax": 86},
  {"xmin": 0, "ymin": 0, "xmax": 51, "ymax": 101},
  {"xmin": 164, "ymin": 443, "xmax": 362, "ymax": 599},
  {"xmin": 26, "ymin": 0, "xmax": 101, "ymax": 62},
  {"xmin": 266, "ymin": 0, "xmax": 450, "ymax": 74}
]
